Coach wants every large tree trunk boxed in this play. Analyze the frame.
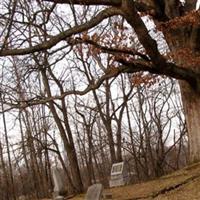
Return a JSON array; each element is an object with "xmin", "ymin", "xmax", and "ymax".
[
  {"xmin": 167, "ymin": 39, "xmax": 200, "ymax": 163},
  {"xmin": 180, "ymin": 81, "xmax": 200, "ymax": 162},
  {"xmin": 162, "ymin": 1, "xmax": 200, "ymax": 163},
  {"xmin": 121, "ymin": 0, "xmax": 200, "ymax": 164}
]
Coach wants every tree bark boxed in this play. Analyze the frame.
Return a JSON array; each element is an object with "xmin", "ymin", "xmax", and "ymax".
[
  {"xmin": 179, "ymin": 82, "xmax": 200, "ymax": 162},
  {"xmin": 161, "ymin": 1, "xmax": 200, "ymax": 163}
]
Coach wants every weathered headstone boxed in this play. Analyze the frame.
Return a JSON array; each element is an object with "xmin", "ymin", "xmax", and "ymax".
[
  {"xmin": 18, "ymin": 195, "xmax": 26, "ymax": 200},
  {"xmin": 52, "ymin": 168, "xmax": 66, "ymax": 200},
  {"xmin": 85, "ymin": 183, "xmax": 103, "ymax": 200},
  {"xmin": 55, "ymin": 196, "xmax": 64, "ymax": 200},
  {"xmin": 103, "ymin": 192, "xmax": 112, "ymax": 199},
  {"xmin": 109, "ymin": 161, "xmax": 130, "ymax": 187}
]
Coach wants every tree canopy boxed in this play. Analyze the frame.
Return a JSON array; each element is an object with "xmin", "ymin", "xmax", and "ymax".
[{"xmin": 0, "ymin": 0, "xmax": 200, "ymax": 198}]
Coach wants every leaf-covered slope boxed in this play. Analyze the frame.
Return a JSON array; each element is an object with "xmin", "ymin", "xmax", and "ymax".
[{"xmin": 72, "ymin": 162, "xmax": 200, "ymax": 200}]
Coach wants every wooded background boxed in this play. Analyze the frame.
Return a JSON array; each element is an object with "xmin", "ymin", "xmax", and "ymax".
[{"xmin": 0, "ymin": 0, "xmax": 199, "ymax": 199}]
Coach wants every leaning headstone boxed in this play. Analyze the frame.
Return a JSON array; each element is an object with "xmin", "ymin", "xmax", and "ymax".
[
  {"xmin": 109, "ymin": 161, "xmax": 130, "ymax": 187},
  {"xmin": 85, "ymin": 183, "xmax": 103, "ymax": 200},
  {"xmin": 52, "ymin": 168, "xmax": 66, "ymax": 200}
]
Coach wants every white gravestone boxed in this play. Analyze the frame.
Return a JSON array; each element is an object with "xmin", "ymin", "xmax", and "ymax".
[
  {"xmin": 85, "ymin": 183, "xmax": 103, "ymax": 200},
  {"xmin": 109, "ymin": 161, "xmax": 130, "ymax": 187},
  {"xmin": 52, "ymin": 168, "xmax": 66, "ymax": 200}
]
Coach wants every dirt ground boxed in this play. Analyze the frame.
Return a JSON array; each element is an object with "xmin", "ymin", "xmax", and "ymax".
[{"xmin": 69, "ymin": 162, "xmax": 200, "ymax": 200}]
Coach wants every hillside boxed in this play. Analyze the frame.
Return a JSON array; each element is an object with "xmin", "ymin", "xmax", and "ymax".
[{"xmin": 71, "ymin": 162, "xmax": 200, "ymax": 200}]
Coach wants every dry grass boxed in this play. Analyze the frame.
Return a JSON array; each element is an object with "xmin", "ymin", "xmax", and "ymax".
[{"xmin": 70, "ymin": 162, "xmax": 200, "ymax": 200}]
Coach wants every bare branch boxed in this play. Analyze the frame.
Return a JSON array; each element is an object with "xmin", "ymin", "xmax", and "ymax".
[{"xmin": 0, "ymin": 7, "xmax": 121, "ymax": 56}]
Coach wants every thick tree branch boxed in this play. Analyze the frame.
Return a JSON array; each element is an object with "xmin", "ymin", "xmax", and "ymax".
[
  {"xmin": 68, "ymin": 37, "xmax": 150, "ymax": 61},
  {"xmin": 1, "ymin": 66, "xmax": 122, "ymax": 110},
  {"xmin": 43, "ymin": 0, "xmax": 121, "ymax": 6},
  {"xmin": 121, "ymin": 1, "xmax": 166, "ymax": 65},
  {"xmin": 117, "ymin": 59, "xmax": 200, "ymax": 89},
  {"xmin": 2, "ymin": 58, "xmax": 200, "ymax": 111},
  {"xmin": 0, "ymin": 7, "xmax": 121, "ymax": 56},
  {"xmin": 41, "ymin": 0, "xmax": 175, "ymax": 20}
]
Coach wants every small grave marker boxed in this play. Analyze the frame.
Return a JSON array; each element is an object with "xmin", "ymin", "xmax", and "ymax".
[
  {"xmin": 55, "ymin": 196, "xmax": 64, "ymax": 200},
  {"xmin": 85, "ymin": 183, "xmax": 103, "ymax": 200},
  {"xmin": 103, "ymin": 192, "xmax": 112, "ymax": 199}
]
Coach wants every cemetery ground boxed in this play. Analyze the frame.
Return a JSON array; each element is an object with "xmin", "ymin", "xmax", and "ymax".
[
  {"xmin": 68, "ymin": 161, "xmax": 200, "ymax": 200},
  {"xmin": 39, "ymin": 162, "xmax": 200, "ymax": 200}
]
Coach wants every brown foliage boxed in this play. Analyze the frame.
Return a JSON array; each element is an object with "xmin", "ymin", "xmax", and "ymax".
[
  {"xmin": 131, "ymin": 72, "xmax": 160, "ymax": 87},
  {"xmin": 159, "ymin": 10, "xmax": 200, "ymax": 32},
  {"xmin": 168, "ymin": 48, "xmax": 200, "ymax": 70}
]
